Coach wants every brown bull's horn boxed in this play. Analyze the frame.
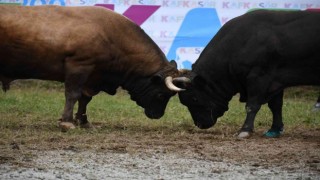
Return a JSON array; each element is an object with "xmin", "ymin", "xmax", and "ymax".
[
  {"xmin": 165, "ymin": 76, "xmax": 185, "ymax": 92},
  {"xmin": 172, "ymin": 77, "xmax": 192, "ymax": 84}
]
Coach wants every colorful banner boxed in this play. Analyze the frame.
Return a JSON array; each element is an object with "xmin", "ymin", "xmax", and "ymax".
[{"xmin": 1, "ymin": 0, "xmax": 319, "ymax": 69}]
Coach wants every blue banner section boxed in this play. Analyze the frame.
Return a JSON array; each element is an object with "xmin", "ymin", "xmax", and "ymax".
[
  {"xmin": 167, "ymin": 8, "xmax": 221, "ymax": 69},
  {"xmin": 23, "ymin": 0, "xmax": 65, "ymax": 6}
]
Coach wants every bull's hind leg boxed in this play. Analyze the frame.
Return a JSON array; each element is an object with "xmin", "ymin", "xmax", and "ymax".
[
  {"xmin": 264, "ymin": 90, "xmax": 284, "ymax": 138},
  {"xmin": 0, "ymin": 76, "xmax": 12, "ymax": 92},
  {"xmin": 75, "ymin": 94, "xmax": 93, "ymax": 128},
  {"xmin": 313, "ymin": 93, "xmax": 320, "ymax": 111}
]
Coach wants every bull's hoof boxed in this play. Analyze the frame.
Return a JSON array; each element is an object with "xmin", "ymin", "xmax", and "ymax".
[
  {"xmin": 264, "ymin": 129, "xmax": 283, "ymax": 138},
  {"xmin": 313, "ymin": 103, "xmax": 320, "ymax": 111},
  {"xmin": 58, "ymin": 121, "xmax": 76, "ymax": 132},
  {"xmin": 237, "ymin": 131, "xmax": 252, "ymax": 139},
  {"xmin": 80, "ymin": 122, "xmax": 93, "ymax": 129}
]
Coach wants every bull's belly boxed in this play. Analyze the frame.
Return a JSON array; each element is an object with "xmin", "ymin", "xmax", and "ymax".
[
  {"xmin": 0, "ymin": 66, "xmax": 65, "ymax": 82},
  {"xmin": 276, "ymin": 69, "xmax": 320, "ymax": 87},
  {"xmin": 0, "ymin": 46, "xmax": 67, "ymax": 82}
]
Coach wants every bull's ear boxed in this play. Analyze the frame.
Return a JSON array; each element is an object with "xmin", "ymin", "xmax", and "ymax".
[
  {"xmin": 193, "ymin": 75, "xmax": 206, "ymax": 88},
  {"xmin": 169, "ymin": 60, "xmax": 177, "ymax": 68}
]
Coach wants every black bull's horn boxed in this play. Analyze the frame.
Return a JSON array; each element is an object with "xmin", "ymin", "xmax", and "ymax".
[{"xmin": 173, "ymin": 77, "xmax": 192, "ymax": 83}]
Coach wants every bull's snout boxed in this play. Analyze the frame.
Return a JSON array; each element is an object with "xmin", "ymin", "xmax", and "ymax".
[
  {"xmin": 195, "ymin": 121, "xmax": 215, "ymax": 129},
  {"xmin": 145, "ymin": 109, "xmax": 163, "ymax": 119},
  {"xmin": 190, "ymin": 109, "xmax": 217, "ymax": 129}
]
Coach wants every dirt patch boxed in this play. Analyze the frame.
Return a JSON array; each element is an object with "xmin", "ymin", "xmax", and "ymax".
[
  {"xmin": 1, "ymin": 150, "xmax": 317, "ymax": 179},
  {"xmin": 0, "ymin": 127, "xmax": 319, "ymax": 179}
]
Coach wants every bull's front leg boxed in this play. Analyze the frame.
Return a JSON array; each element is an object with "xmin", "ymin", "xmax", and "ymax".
[
  {"xmin": 75, "ymin": 94, "xmax": 93, "ymax": 128},
  {"xmin": 59, "ymin": 85, "xmax": 82, "ymax": 131},
  {"xmin": 264, "ymin": 90, "xmax": 284, "ymax": 138},
  {"xmin": 238, "ymin": 68, "xmax": 265, "ymax": 138},
  {"xmin": 59, "ymin": 73, "xmax": 89, "ymax": 131},
  {"xmin": 238, "ymin": 102, "xmax": 261, "ymax": 138}
]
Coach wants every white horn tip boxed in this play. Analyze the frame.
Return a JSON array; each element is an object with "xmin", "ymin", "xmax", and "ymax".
[{"xmin": 165, "ymin": 76, "xmax": 185, "ymax": 92}]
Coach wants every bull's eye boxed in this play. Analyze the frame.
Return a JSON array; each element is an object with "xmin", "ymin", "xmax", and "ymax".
[
  {"xmin": 192, "ymin": 97, "xmax": 198, "ymax": 102},
  {"xmin": 157, "ymin": 93, "xmax": 164, "ymax": 100}
]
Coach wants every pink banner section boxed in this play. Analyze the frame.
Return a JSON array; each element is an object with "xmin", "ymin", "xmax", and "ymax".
[
  {"xmin": 122, "ymin": 5, "xmax": 160, "ymax": 26},
  {"xmin": 306, "ymin": 8, "xmax": 320, "ymax": 12},
  {"xmin": 94, "ymin": 4, "xmax": 160, "ymax": 26}
]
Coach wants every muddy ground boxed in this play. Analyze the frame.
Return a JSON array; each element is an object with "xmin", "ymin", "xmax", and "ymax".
[{"xmin": 0, "ymin": 127, "xmax": 319, "ymax": 179}]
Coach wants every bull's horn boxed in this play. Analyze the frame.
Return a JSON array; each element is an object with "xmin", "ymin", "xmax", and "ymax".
[
  {"xmin": 172, "ymin": 77, "xmax": 191, "ymax": 84},
  {"xmin": 165, "ymin": 76, "xmax": 185, "ymax": 92}
]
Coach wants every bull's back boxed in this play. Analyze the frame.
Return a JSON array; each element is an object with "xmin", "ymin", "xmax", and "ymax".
[
  {"xmin": 0, "ymin": 6, "xmax": 119, "ymax": 81},
  {"xmin": 0, "ymin": 5, "xmax": 166, "ymax": 81},
  {"xmin": 195, "ymin": 10, "xmax": 320, "ymax": 87},
  {"xmin": 246, "ymin": 10, "xmax": 320, "ymax": 84}
]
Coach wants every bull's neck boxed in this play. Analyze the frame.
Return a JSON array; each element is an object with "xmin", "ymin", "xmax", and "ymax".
[
  {"xmin": 207, "ymin": 80, "xmax": 235, "ymax": 109},
  {"xmin": 104, "ymin": 23, "xmax": 172, "ymax": 92},
  {"xmin": 120, "ymin": 55, "xmax": 165, "ymax": 77},
  {"xmin": 113, "ymin": 22, "xmax": 167, "ymax": 77},
  {"xmin": 196, "ymin": 65, "xmax": 237, "ymax": 113}
]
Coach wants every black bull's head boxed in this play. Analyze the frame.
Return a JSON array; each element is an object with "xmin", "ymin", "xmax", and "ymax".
[{"xmin": 173, "ymin": 71, "xmax": 227, "ymax": 129}]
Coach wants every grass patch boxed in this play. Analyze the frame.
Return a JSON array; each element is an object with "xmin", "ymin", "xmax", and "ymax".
[{"xmin": 0, "ymin": 81, "xmax": 319, "ymax": 149}]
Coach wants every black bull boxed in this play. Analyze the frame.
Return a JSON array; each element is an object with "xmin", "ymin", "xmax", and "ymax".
[
  {"xmin": 0, "ymin": 5, "xmax": 184, "ymax": 130},
  {"xmin": 175, "ymin": 10, "xmax": 320, "ymax": 138}
]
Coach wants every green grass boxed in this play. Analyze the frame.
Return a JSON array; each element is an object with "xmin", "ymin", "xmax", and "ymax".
[
  {"xmin": 222, "ymin": 87, "xmax": 320, "ymax": 131},
  {"xmin": 0, "ymin": 81, "xmax": 319, "ymax": 147}
]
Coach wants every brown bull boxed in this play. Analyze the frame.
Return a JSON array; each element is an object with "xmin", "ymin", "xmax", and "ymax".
[{"xmin": 0, "ymin": 5, "xmax": 183, "ymax": 130}]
